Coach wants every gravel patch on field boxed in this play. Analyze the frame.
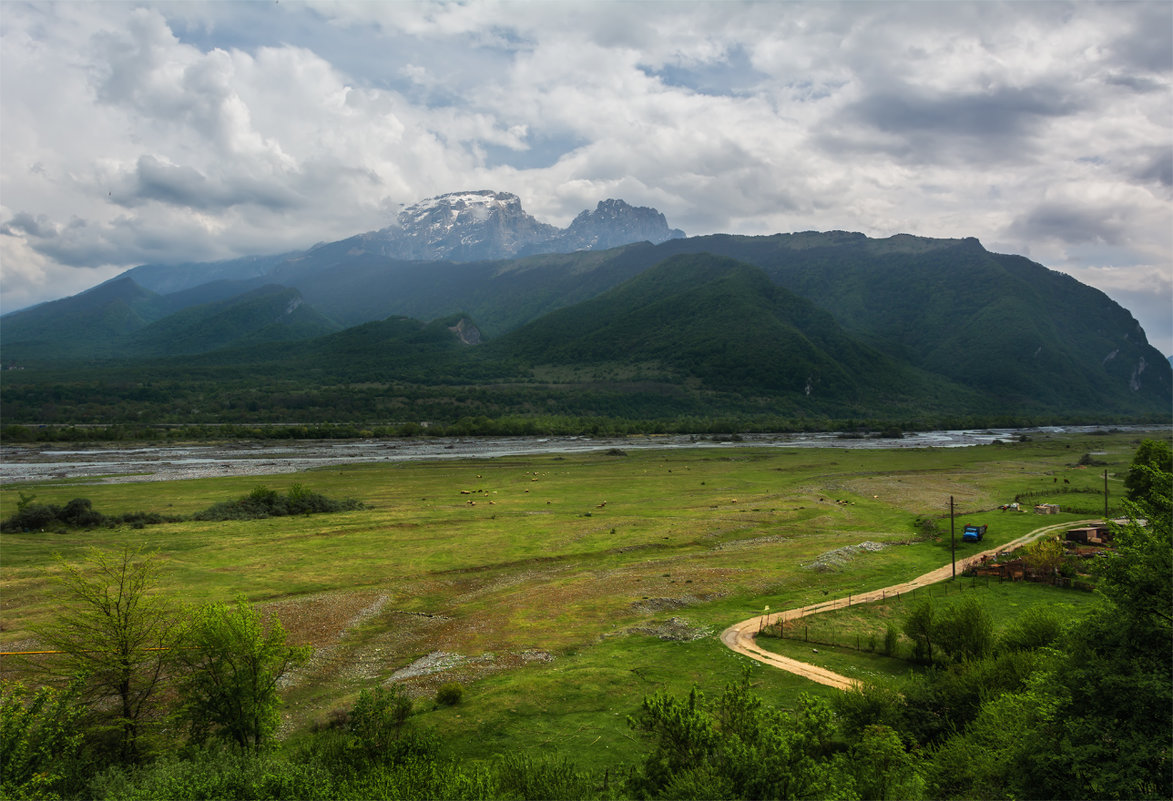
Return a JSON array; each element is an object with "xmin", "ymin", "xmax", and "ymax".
[
  {"xmin": 265, "ymin": 591, "xmax": 396, "ymax": 688},
  {"xmin": 711, "ymin": 534, "xmax": 788, "ymax": 551},
  {"xmin": 521, "ymin": 649, "xmax": 555, "ymax": 663},
  {"xmin": 804, "ymin": 541, "xmax": 888, "ymax": 572},
  {"xmin": 626, "ymin": 616, "xmax": 713, "ymax": 642},
  {"xmin": 628, "ymin": 595, "xmax": 705, "ymax": 614},
  {"xmin": 389, "ymin": 651, "xmax": 472, "ymax": 681}
]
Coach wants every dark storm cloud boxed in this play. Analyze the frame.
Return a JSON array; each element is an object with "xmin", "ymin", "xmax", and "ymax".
[
  {"xmin": 1103, "ymin": 73, "xmax": 1166, "ymax": 93},
  {"xmin": 0, "ymin": 212, "xmax": 54, "ymax": 239},
  {"xmin": 1009, "ymin": 201, "xmax": 1127, "ymax": 247},
  {"xmin": 110, "ymin": 156, "xmax": 302, "ymax": 212},
  {"xmin": 1109, "ymin": 2, "xmax": 1173, "ymax": 74},
  {"xmin": 1133, "ymin": 148, "xmax": 1173, "ymax": 188},
  {"xmin": 833, "ymin": 83, "xmax": 1081, "ymax": 162}
]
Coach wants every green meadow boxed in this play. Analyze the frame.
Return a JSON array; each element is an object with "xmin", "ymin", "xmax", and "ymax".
[{"xmin": 0, "ymin": 429, "xmax": 1152, "ymax": 770}]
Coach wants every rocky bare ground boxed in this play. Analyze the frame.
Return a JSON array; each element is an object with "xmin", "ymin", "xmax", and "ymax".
[{"xmin": 0, "ymin": 428, "xmax": 1057, "ymax": 486}]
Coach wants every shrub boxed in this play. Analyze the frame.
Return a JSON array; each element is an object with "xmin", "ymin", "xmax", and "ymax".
[
  {"xmin": 0, "ymin": 498, "xmax": 177, "ymax": 532},
  {"xmin": 998, "ymin": 606, "xmax": 1065, "ymax": 652},
  {"xmin": 193, "ymin": 485, "xmax": 363, "ymax": 521},
  {"xmin": 348, "ymin": 685, "xmax": 413, "ymax": 758},
  {"xmin": 912, "ymin": 515, "xmax": 941, "ymax": 541},
  {"xmin": 0, "ymin": 502, "xmax": 61, "ymax": 532},
  {"xmin": 491, "ymin": 754, "xmax": 597, "ymax": 800},
  {"xmin": 435, "ymin": 683, "xmax": 463, "ymax": 707},
  {"xmin": 60, "ymin": 498, "xmax": 106, "ymax": 527},
  {"xmin": 935, "ymin": 597, "xmax": 994, "ymax": 663},
  {"xmin": 88, "ymin": 747, "xmax": 339, "ymax": 801},
  {"xmin": 833, "ymin": 682, "xmax": 908, "ymax": 744},
  {"xmin": 1, "ymin": 680, "xmax": 85, "ymax": 800}
]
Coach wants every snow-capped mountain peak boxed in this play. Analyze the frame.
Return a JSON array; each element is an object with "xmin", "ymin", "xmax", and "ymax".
[
  {"xmin": 399, "ymin": 190, "xmax": 521, "ymax": 231},
  {"xmin": 376, "ymin": 190, "xmax": 684, "ymax": 262}
]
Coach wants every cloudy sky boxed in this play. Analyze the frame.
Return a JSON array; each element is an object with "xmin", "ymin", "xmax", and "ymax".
[{"xmin": 2, "ymin": 0, "xmax": 1171, "ymax": 353}]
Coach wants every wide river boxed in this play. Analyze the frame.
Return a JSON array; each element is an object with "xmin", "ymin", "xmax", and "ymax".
[{"xmin": 0, "ymin": 426, "xmax": 1140, "ymax": 486}]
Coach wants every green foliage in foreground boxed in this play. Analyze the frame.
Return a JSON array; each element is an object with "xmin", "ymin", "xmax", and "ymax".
[
  {"xmin": 1, "ymin": 681, "xmax": 86, "ymax": 800},
  {"xmin": 173, "ymin": 598, "xmax": 311, "ymax": 751},
  {"xmin": 1124, "ymin": 438, "xmax": 1172, "ymax": 501},
  {"xmin": 626, "ymin": 674, "xmax": 921, "ymax": 800},
  {"xmin": 839, "ymin": 466, "xmax": 1173, "ymax": 800}
]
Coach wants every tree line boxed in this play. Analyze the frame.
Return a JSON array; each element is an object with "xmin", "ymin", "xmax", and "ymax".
[{"xmin": 1, "ymin": 485, "xmax": 362, "ymax": 533}]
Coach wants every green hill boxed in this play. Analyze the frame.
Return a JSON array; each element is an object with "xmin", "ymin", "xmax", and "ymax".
[
  {"xmin": 496, "ymin": 254, "xmax": 911, "ymax": 399},
  {"xmin": 122, "ymin": 285, "xmax": 340, "ymax": 357},
  {"xmin": 1, "ymin": 276, "xmax": 168, "ymax": 361}
]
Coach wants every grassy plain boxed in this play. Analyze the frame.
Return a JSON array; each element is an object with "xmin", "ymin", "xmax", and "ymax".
[{"xmin": 0, "ymin": 429, "xmax": 1152, "ymax": 770}]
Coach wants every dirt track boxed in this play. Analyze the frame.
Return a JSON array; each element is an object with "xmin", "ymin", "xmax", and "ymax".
[{"xmin": 719, "ymin": 519, "xmax": 1094, "ymax": 690}]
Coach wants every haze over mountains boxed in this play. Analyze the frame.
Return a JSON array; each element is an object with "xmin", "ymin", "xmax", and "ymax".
[{"xmin": 2, "ymin": 191, "xmax": 1169, "ymax": 426}]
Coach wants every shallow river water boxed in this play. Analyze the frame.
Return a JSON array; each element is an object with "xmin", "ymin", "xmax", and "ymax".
[{"xmin": 0, "ymin": 426, "xmax": 1138, "ymax": 485}]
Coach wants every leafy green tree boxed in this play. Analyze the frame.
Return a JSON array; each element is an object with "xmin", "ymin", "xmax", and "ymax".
[
  {"xmin": 173, "ymin": 597, "xmax": 311, "ymax": 751},
  {"xmin": 833, "ymin": 682, "xmax": 908, "ymax": 745},
  {"xmin": 1123, "ymin": 438, "xmax": 1172, "ymax": 501},
  {"xmin": 1019, "ymin": 536, "xmax": 1066, "ymax": 584},
  {"xmin": 851, "ymin": 724, "xmax": 924, "ymax": 800},
  {"xmin": 1, "ymin": 680, "xmax": 85, "ymax": 800},
  {"xmin": 627, "ymin": 672, "xmax": 855, "ymax": 799},
  {"xmin": 934, "ymin": 597, "xmax": 993, "ymax": 663},
  {"xmin": 1101, "ymin": 465, "xmax": 1173, "ymax": 637},
  {"xmin": 991, "ymin": 456, "xmax": 1173, "ymax": 799},
  {"xmin": 925, "ymin": 689, "xmax": 1048, "ymax": 800},
  {"xmin": 628, "ymin": 686, "xmax": 718, "ymax": 797},
  {"xmin": 997, "ymin": 605, "xmax": 1065, "ymax": 652},
  {"xmin": 34, "ymin": 547, "xmax": 177, "ymax": 763},
  {"xmin": 347, "ymin": 684, "xmax": 413, "ymax": 759},
  {"xmin": 903, "ymin": 598, "xmax": 936, "ymax": 664}
]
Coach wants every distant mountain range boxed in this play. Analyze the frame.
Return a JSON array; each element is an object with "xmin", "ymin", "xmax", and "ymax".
[{"xmin": 2, "ymin": 191, "xmax": 1169, "ymax": 426}]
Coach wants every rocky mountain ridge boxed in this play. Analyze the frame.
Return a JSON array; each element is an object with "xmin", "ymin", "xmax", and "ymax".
[
  {"xmin": 359, "ymin": 190, "xmax": 684, "ymax": 263},
  {"xmin": 105, "ymin": 191, "xmax": 684, "ymax": 298}
]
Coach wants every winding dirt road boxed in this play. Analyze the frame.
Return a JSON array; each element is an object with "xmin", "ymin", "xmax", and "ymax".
[{"xmin": 720, "ymin": 519, "xmax": 1093, "ymax": 690}]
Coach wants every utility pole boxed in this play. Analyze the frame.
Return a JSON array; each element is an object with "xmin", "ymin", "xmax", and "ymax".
[{"xmin": 950, "ymin": 495, "xmax": 956, "ymax": 579}]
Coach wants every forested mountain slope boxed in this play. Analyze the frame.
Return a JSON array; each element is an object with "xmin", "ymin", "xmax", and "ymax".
[{"xmin": 2, "ymin": 225, "xmax": 1168, "ymax": 425}]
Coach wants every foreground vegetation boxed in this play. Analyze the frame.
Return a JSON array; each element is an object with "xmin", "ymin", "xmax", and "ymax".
[{"xmin": 1, "ymin": 432, "xmax": 1168, "ymax": 798}]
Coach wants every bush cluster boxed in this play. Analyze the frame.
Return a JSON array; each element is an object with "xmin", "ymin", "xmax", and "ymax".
[
  {"xmin": 192, "ymin": 484, "xmax": 364, "ymax": 521},
  {"xmin": 0, "ymin": 496, "xmax": 176, "ymax": 533},
  {"xmin": 2, "ymin": 485, "xmax": 363, "ymax": 532}
]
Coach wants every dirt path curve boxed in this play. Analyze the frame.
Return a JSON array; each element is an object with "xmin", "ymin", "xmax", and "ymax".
[{"xmin": 719, "ymin": 519, "xmax": 1095, "ymax": 690}]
